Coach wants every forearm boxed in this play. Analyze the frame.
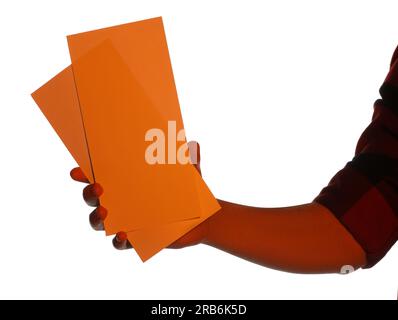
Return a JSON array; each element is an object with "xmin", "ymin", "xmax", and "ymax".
[{"xmin": 203, "ymin": 200, "xmax": 367, "ymax": 274}]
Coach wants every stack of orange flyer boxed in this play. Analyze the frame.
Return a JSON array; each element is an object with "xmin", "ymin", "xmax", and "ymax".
[{"xmin": 32, "ymin": 17, "xmax": 220, "ymax": 261}]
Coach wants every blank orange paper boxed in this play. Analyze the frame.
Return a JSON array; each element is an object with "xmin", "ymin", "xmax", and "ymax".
[
  {"xmin": 67, "ymin": 17, "xmax": 184, "ymax": 125},
  {"xmin": 31, "ymin": 67, "xmax": 94, "ymax": 182},
  {"xmin": 72, "ymin": 40, "xmax": 204, "ymax": 234},
  {"xmin": 32, "ymin": 62, "xmax": 220, "ymax": 260},
  {"xmin": 32, "ymin": 17, "xmax": 220, "ymax": 261}
]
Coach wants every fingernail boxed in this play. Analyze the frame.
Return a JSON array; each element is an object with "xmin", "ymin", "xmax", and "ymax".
[
  {"xmin": 91, "ymin": 183, "xmax": 103, "ymax": 197},
  {"xmin": 96, "ymin": 206, "xmax": 108, "ymax": 220},
  {"xmin": 113, "ymin": 232, "xmax": 132, "ymax": 250},
  {"xmin": 70, "ymin": 167, "xmax": 89, "ymax": 183},
  {"xmin": 83, "ymin": 183, "xmax": 103, "ymax": 207},
  {"xmin": 116, "ymin": 231, "xmax": 127, "ymax": 243}
]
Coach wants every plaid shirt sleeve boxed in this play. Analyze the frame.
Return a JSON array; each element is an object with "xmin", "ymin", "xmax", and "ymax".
[{"xmin": 314, "ymin": 45, "xmax": 398, "ymax": 268}]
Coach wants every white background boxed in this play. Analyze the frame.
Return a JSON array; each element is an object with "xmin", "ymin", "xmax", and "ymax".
[{"xmin": 0, "ymin": 0, "xmax": 397, "ymax": 300}]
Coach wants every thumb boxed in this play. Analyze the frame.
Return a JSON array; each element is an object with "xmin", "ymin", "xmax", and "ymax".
[{"xmin": 188, "ymin": 141, "xmax": 201, "ymax": 175}]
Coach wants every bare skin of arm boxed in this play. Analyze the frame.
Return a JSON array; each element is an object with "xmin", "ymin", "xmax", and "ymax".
[
  {"xmin": 181, "ymin": 200, "xmax": 366, "ymax": 274},
  {"xmin": 71, "ymin": 142, "xmax": 366, "ymax": 274}
]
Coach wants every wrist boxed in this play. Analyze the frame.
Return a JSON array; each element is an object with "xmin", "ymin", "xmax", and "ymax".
[{"xmin": 202, "ymin": 199, "xmax": 223, "ymax": 245}]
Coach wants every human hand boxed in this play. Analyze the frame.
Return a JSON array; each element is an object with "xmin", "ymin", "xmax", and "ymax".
[{"xmin": 70, "ymin": 141, "xmax": 209, "ymax": 250}]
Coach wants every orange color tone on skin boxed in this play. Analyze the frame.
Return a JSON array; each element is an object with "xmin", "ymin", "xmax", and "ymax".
[
  {"xmin": 35, "ymin": 55, "xmax": 366, "ymax": 271},
  {"xmin": 202, "ymin": 201, "xmax": 366, "ymax": 274},
  {"xmin": 73, "ymin": 142, "xmax": 366, "ymax": 273},
  {"xmin": 34, "ymin": 17, "xmax": 367, "ymax": 271}
]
